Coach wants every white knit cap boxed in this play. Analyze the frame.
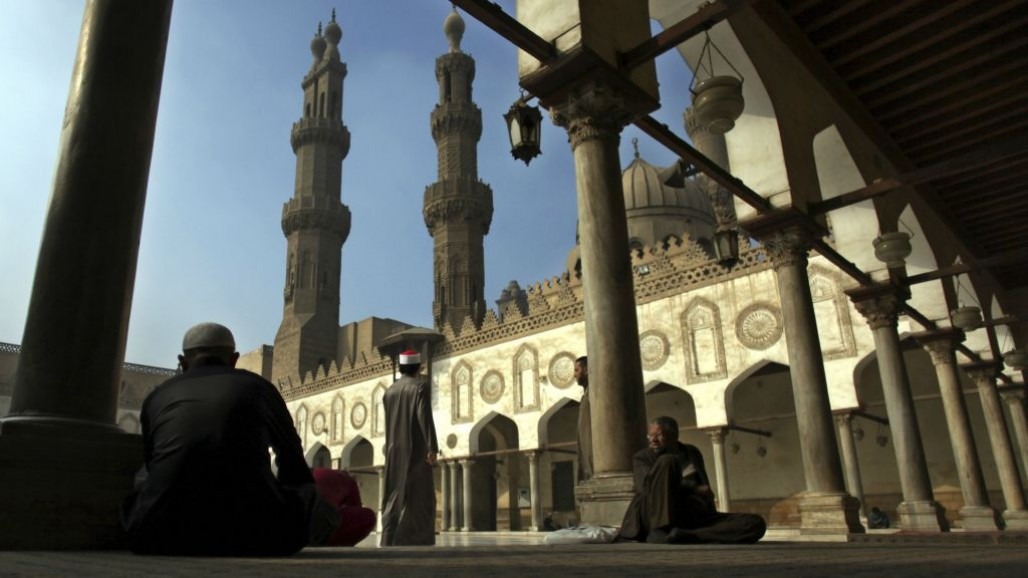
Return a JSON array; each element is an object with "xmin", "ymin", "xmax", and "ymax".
[
  {"xmin": 399, "ymin": 349, "xmax": 421, "ymax": 365},
  {"xmin": 182, "ymin": 322, "xmax": 236, "ymax": 351}
]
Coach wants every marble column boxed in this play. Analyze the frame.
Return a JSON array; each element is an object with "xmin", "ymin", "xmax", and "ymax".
[
  {"xmin": 1000, "ymin": 389, "xmax": 1028, "ymax": 481},
  {"xmin": 461, "ymin": 458, "xmax": 474, "ymax": 532},
  {"xmin": 834, "ymin": 412, "xmax": 867, "ymax": 522},
  {"xmin": 706, "ymin": 428, "xmax": 731, "ymax": 512},
  {"xmin": 0, "ymin": 0, "xmax": 174, "ymax": 549},
  {"xmin": 847, "ymin": 285, "xmax": 946, "ymax": 531},
  {"xmin": 552, "ymin": 84, "xmax": 648, "ymax": 526},
  {"xmin": 915, "ymin": 329, "xmax": 998, "ymax": 531},
  {"xmin": 440, "ymin": 460, "xmax": 451, "ymax": 533},
  {"xmin": 742, "ymin": 211, "xmax": 862, "ymax": 535},
  {"xmin": 528, "ymin": 451, "xmax": 543, "ymax": 531},
  {"xmin": 449, "ymin": 460, "xmax": 461, "ymax": 531},
  {"xmin": 964, "ymin": 362, "xmax": 1028, "ymax": 529}
]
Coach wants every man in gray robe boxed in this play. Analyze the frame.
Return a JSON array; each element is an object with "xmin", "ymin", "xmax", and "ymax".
[
  {"xmin": 619, "ymin": 416, "xmax": 766, "ymax": 544},
  {"xmin": 381, "ymin": 349, "xmax": 439, "ymax": 546},
  {"xmin": 575, "ymin": 356, "xmax": 593, "ymax": 482}
]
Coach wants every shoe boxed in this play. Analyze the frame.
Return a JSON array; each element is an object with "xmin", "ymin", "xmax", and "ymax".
[
  {"xmin": 645, "ymin": 528, "xmax": 669, "ymax": 544},
  {"xmin": 666, "ymin": 528, "xmax": 700, "ymax": 544}
]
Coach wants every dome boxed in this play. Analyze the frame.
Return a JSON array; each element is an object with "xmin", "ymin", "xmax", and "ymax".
[
  {"xmin": 310, "ymin": 25, "xmax": 326, "ymax": 62},
  {"xmin": 324, "ymin": 10, "xmax": 342, "ymax": 46},
  {"xmin": 622, "ymin": 154, "xmax": 712, "ymax": 217}
]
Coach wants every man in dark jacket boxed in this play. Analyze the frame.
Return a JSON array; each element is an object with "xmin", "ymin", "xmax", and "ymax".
[
  {"xmin": 619, "ymin": 416, "xmax": 766, "ymax": 544},
  {"xmin": 122, "ymin": 322, "xmax": 332, "ymax": 555}
]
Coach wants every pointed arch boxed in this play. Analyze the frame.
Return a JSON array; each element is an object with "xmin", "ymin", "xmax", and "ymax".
[
  {"xmin": 537, "ymin": 396, "xmax": 578, "ymax": 446},
  {"xmin": 341, "ymin": 435, "xmax": 374, "ymax": 469},
  {"xmin": 469, "ymin": 411, "xmax": 520, "ymax": 455},
  {"xmin": 681, "ymin": 297, "xmax": 727, "ymax": 382},
  {"xmin": 305, "ymin": 442, "xmax": 332, "ymax": 468},
  {"xmin": 513, "ymin": 344, "xmax": 541, "ymax": 412}
]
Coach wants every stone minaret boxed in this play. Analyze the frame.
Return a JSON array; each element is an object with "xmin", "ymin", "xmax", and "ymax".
[
  {"xmin": 424, "ymin": 9, "xmax": 493, "ymax": 331},
  {"xmin": 273, "ymin": 12, "xmax": 351, "ymax": 385}
]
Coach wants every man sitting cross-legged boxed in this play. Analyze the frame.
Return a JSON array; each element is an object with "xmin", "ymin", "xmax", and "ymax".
[{"xmin": 619, "ymin": 416, "xmax": 766, "ymax": 545}]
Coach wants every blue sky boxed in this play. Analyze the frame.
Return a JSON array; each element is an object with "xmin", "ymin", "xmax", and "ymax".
[{"xmin": 0, "ymin": 1, "xmax": 693, "ymax": 369}]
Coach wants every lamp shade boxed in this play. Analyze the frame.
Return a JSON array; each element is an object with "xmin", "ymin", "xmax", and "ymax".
[
  {"xmin": 503, "ymin": 100, "xmax": 542, "ymax": 165},
  {"xmin": 1003, "ymin": 349, "xmax": 1028, "ymax": 371},
  {"xmin": 873, "ymin": 232, "xmax": 912, "ymax": 268},
  {"xmin": 950, "ymin": 306, "xmax": 983, "ymax": 332}
]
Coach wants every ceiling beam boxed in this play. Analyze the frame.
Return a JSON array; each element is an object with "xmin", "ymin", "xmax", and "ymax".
[{"xmin": 905, "ymin": 248, "xmax": 1028, "ymax": 285}]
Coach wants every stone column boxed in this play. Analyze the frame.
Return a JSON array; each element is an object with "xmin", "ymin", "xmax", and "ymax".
[
  {"xmin": 461, "ymin": 458, "xmax": 474, "ymax": 532},
  {"xmin": 915, "ymin": 330, "xmax": 998, "ymax": 531},
  {"xmin": 377, "ymin": 466, "xmax": 386, "ymax": 533},
  {"xmin": 847, "ymin": 285, "xmax": 946, "ymax": 531},
  {"xmin": 706, "ymin": 428, "xmax": 731, "ymax": 512},
  {"xmin": 528, "ymin": 451, "xmax": 543, "ymax": 531},
  {"xmin": 964, "ymin": 362, "xmax": 1028, "ymax": 529},
  {"xmin": 440, "ymin": 459, "xmax": 451, "ymax": 533},
  {"xmin": 1001, "ymin": 389, "xmax": 1028, "ymax": 481},
  {"xmin": 834, "ymin": 412, "xmax": 867, "ymax": 522},
  {"xmin": 449, "ymin": 460, "xmax": 461, "ymax": 531},
  {"xmin": 741, "ymin": 211, "xmax": 862, "ymax": 535},
  {"xmin": 0, "ymin": 0, "xmax": 173, "ymax": 550},
  {"xmin": 552, "ymin": 84, "xmax": 649, "ymax": 527}
]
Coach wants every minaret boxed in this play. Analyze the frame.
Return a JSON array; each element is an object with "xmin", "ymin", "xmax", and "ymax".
[
  {"xmin": 273, "ymin": 11, "xmax": 351, "ymax": 385},
  {"xmin": 424, "ymin": 8, "xmax": 493, "ymax": 331}
]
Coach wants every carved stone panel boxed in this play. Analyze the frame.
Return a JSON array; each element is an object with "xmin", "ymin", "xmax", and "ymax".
[
  {"xmin": 331, "ymin": 395, "xmax": 344, "ymax": 443},
  {"xmin": 480, "ymin": 370, "xmax": 505, "ymax": 404},
  {"xmin": 513, "ymin": 344, "xmax": 541, "ymax": 413},
  {"xmin": 548, "ymin": 352, "xmax": 577, "ymax": 389},
  {"xmin": 452, "ymin": 361, "xmax": 474, "ymax": 424},
  {"xmin": 350, "ymin": 401, "xmax": 367, "ymax": 430},
  {"xmin": 735, "ymin": 302, "xmax": 784, "ymax": 351},
  {"xmin": 681, "ymin": 298, "xmax": 727, "ymax": 383},
  {"xmin": 311, "ymin": 411, "xmax": 327, "ymax": 435},
  {"xmin": 639, "ymin": 330, "xmax": 670, "ymax": 371},
  {"xmin": 372, "ymin": 383, "xmax": 386, "ymax": 438},
  {"xmin": 809, "ymin": 266, "xmax": 857, "ymax": 360}
]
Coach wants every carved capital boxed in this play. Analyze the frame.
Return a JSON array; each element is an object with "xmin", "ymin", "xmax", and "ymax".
[
  {"xmin": 760, "ymin": 226, "xmax": 812, "ymax": 271},
  {"xmin": 963, "ymin": 361, "xmax": 1001, "ymax": 385},
  {"xmin": 705, "ymin": 427, "xmax": 727, "ymax": 444},
  {"xmin": 834, "ymin": 412, "xmax": 854, "ymax": 428},
  {"xmin": 911, "ymin": 327, "xmax": 964, "ymax": 366},
  {"xmin": 846, "ymin": 285, "xmax": 906, "ymax": 330},
  {"xmin": 550, "ymin": 84, "xmax": 632, "ymax": 151}
]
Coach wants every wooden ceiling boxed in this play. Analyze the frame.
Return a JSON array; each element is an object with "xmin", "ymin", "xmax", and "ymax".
[{"xmin": 775, "ymin": 0, "xmax": 1028, "ymax": 296}]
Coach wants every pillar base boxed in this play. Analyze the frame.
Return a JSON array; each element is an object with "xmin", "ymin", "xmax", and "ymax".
[
  {"xmin": 959, "ymin": 505, "xmax": 1001, "ymax": 531},
  {"xmin": 798, "ymin": 492, "xmax": 865, "ymax": 536},
  {"xmin": 0, "ymin": 418, "xmax": 142, "ymax": 550},
  {"xmin": 574, "ymin": 474, "xmax": 635, "ymax": 527},
  {"xmin": 1001, "ymin": 509, "xmax": 1028, "ymax": 530},
  {"xmin": 897, "ymin": 500, "xmax": 948, "ymax": 532}
]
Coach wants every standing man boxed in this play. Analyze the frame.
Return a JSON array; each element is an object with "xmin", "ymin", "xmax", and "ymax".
[
  {"xmin": 381, "ymin": 349, "xmax": 439, "ymax": 546},
  {"xmin": 575, "ymin": 356, "xmax": 593, "ymax": 482},
  {"xmin": 123, "ymin": 322, "xmax": 333, "ymax": 555},
  {"xmin": 619, "ymin": 416, "xmax": 766, "ymax": 544}
]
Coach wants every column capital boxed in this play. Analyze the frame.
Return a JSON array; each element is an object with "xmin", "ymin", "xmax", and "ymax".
[
  {"xmin": 911, "ymin": 327, "xmax": 965, "ymax": 366},
  {"xmin": 833, "ymin": 411, "xmax": 854, "ymax": 427},
  {"xmin": 962, "ymin": 360, "xmax": 1002, "ymax": 383},
  {"xmin": 704, "ymin": 427, "xmax": 727, "ymax": 443},
  {"xmin": 845, "ymin": 283, "xmax": 908, "ymax": 330},
  {"xmin": 739, "ymin": 208, "xmax": 826, "ymax": 272},
  {"xmin": 458, "ymin": 457, "xmax": 475, "ymax": 467},
  {"xmin": 1001, "ymin": 387, "xmax": 1027, "ymax": 403},
  {"xmin": 550, "ymin": 83, "xmax": 632, "ymax": 152}
]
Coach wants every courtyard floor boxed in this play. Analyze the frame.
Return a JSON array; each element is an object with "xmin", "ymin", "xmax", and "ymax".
[{"xmin": 2, "ymin": 531, "xmax": 1027, "ymax": 577}]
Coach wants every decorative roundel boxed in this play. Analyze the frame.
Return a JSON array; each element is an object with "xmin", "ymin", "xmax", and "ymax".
[
  {"xmin": 350, "ymin": 401, "xmax": 368, "ymax": 429},
  {"xmin": 446, "ymin": 433, "xmax": 458, "ymax": 449},
  {"xmin": 638, "ymin": 330, "xmax": 670, "ymax": 371},
  {"xmin": 311, "ymin": 412, "xmax": 327, "ymax": 435},
  {"xmin": 480, "ymin": 370, "xmax": 505, "ymax": 404},
  {"xmin": 736, "ymin": 302, "xmax": 784, "ymax": 350},
  {"xmin": 548, "ymin": 352, "xmax": 577, "ymax": 389}
]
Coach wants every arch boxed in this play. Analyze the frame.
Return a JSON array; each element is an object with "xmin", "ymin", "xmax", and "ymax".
[
  {"xmin": 537, "ymin": 397, "xmax": 579, "ymax": 447},
  {"xmin": 724, "ymin": 360, "xmax": 790, "ymax": 419},
  {"xmin": 898, "ymin": 204, "xmax": 948, "ymax": 322},
  {"xmin": 372, "ymin": 382, "xmax": 387, "ymax": 438},
  {"xmin": 305, "ymin": 442, "xmax": 332, "ymax": 469},
  {"xmin": 341, "ymin": 435, "xmax": 374, "ymax": 469},
  {"xmin": 513, "ymin": 344, "xmax": 540, "ymax": 412},
  {"xmin": 469, "ymin": 411, "xmax": 520, "ymax": 455},
  {"xmin": 681, "ymin": 297, "xmax": 727, "ymax": 382},
  {"xmin": 808, "ymin": 265, "xmax": 857, "ymax": 360},
  {"xmin": 468, "ymin": 412, "xmax": 521, "ymax": 531},
  {"xmin": 451, "ymin": 361, "xmax": 474, "ymax": 424}
]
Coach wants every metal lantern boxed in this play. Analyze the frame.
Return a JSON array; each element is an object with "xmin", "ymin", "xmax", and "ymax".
[
  {"xmin": 713, "ymin": 226, "xmax": 740, "ymax": 269},
  {"xmin": 950, "ymin": 306, "xmax": 983, "ymax": 332},
  {"xmin": 1003, "ymin": 349, "xmax": 1028, "ymax": 371},
  {"xmin": 873, "ymin": 232, "xmax": 912, "ymax": 269},
  {"xmin": 503, "ymin": 98, "xmax": 542, "ymax": 165}
]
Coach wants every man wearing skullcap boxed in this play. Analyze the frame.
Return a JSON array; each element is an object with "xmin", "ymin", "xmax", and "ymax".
[
  {"xmin": 122, "ymin": 323, "xmax": 335, "ymax": 555},
  {"xmin": 380, "ymin": 349, "xmax": 439, "ymax": 546}
]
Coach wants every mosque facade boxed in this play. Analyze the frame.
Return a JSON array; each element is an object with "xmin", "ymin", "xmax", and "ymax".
[{"xmin": 232, "ymin": 7, "xmax": 1028, "ymax": 534}]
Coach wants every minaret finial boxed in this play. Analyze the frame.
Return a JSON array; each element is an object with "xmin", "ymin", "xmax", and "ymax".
[
  {"xmin": 317, "ymin": 22, "xmax": 322, "ymax": 36},
  {"xmin": 444, "ymin": 6, "xmax": 466, "ymax": 53},
  {"xmin": 632, "ymin": 137, "xmax": 640, "ymax": 159},
  {"xmin": 331, "ymin": 8, "xmax": 336, "ymax": 22}
]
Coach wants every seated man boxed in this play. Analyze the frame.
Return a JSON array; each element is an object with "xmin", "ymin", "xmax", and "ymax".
[
  {"xmin": 122, "ymin": 322, "xmax": 336, "ymax": 556},
  {"xmin": 619, "ymin": 416, "xmax": 766, "ymax": 545},
  {"xmin": 311, "ymin": 468, "xmax": 377, "ymax": 546}
]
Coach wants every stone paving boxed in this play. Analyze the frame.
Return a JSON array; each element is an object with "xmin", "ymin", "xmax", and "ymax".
[{"xmin": 3, "ymin": 533, "xmax": 1028, "ymax": 577}]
